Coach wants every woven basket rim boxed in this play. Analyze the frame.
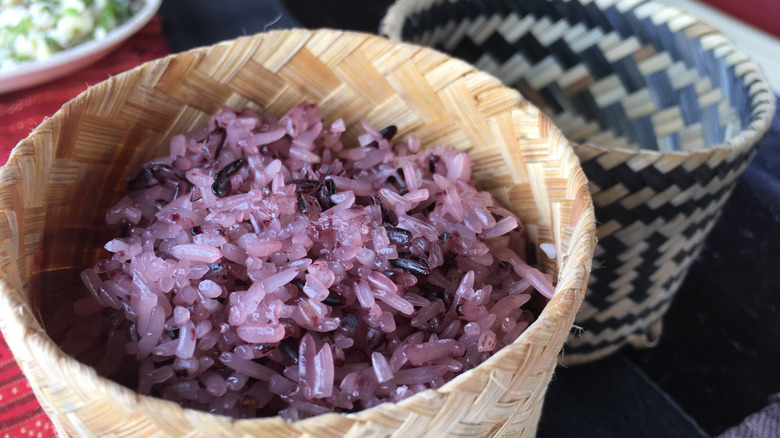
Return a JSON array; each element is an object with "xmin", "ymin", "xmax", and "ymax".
[
  {"xmin": 379, "ymin": 0, "xmax": 777, "ymax": 157},
  {"xmin": 0, "ymin": 28, "xmax": 596, "ymax": 433}
]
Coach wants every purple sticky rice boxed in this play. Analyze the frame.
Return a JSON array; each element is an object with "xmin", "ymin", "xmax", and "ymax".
[{"xmin": 68, "ymin": 102, "xmax": 554, "ymax": 420}]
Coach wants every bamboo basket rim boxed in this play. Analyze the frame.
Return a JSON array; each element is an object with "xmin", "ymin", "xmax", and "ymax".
[
  {"xmin": 0, "ymin": 28, "xmax": 596, "ymax": 435},
  {"xmin": 380, "ymin": 0, "xmax": 777, "ymax": 158}
]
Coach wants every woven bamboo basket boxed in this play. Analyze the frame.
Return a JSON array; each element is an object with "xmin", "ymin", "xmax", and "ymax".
[
  {"xmin": 0, "ymin": 29, "xmax": 595, "ymax": 437},
  {"xmin": 382, "ymin": 0, "xmax": 776, "ymax": 364}
]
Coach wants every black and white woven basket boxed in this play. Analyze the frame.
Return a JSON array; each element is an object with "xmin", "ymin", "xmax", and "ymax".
[{"xmin": 382, "ymin": 0, "xmax": 776, "ymax": 364}]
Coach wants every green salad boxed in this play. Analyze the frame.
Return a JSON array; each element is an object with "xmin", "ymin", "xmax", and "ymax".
[{"xmin": 0, "ymin": 0, "xmax": 144, "ymax": 71}]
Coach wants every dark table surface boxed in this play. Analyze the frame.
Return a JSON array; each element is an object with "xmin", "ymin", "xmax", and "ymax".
[{"xmin": 157, "ymin": 1, "xmax": 780, "ymax": 436}]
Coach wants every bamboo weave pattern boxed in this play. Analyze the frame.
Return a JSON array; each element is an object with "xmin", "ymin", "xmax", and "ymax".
[{"xmin": 0, "ymin": 29, "xmax": 595, "ymax": 436}]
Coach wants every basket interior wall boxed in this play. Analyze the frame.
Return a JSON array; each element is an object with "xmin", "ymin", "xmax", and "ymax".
[{"xmin": 396, "ymin": 0, "xmax": 755, "ymax": 151}]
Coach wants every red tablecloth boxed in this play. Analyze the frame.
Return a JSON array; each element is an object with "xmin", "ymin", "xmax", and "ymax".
[
  {"xmin": 700, "ymin": 0, "xmax": 780, "ymax": 39},
  {"xmin": 0, "ymin": 17, "xmax": 169, "ymax": 437}
]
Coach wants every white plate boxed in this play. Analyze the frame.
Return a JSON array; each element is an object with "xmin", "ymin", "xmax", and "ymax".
[{"xmin": 0, "ymin": 0, "xmax": 163, "ymax": 95}]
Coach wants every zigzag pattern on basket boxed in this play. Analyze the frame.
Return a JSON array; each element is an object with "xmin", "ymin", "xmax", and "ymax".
[
  {"xmin": 382, "ymin": 0, "xmax": 775, "ymax": 364},
  {"xmin": 566, "ymin": 142, "xmax": 758, "ymax": 355},
  {"xmin": 395, "ymin": 0, "xmax": 746, "ymax": 152}
]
